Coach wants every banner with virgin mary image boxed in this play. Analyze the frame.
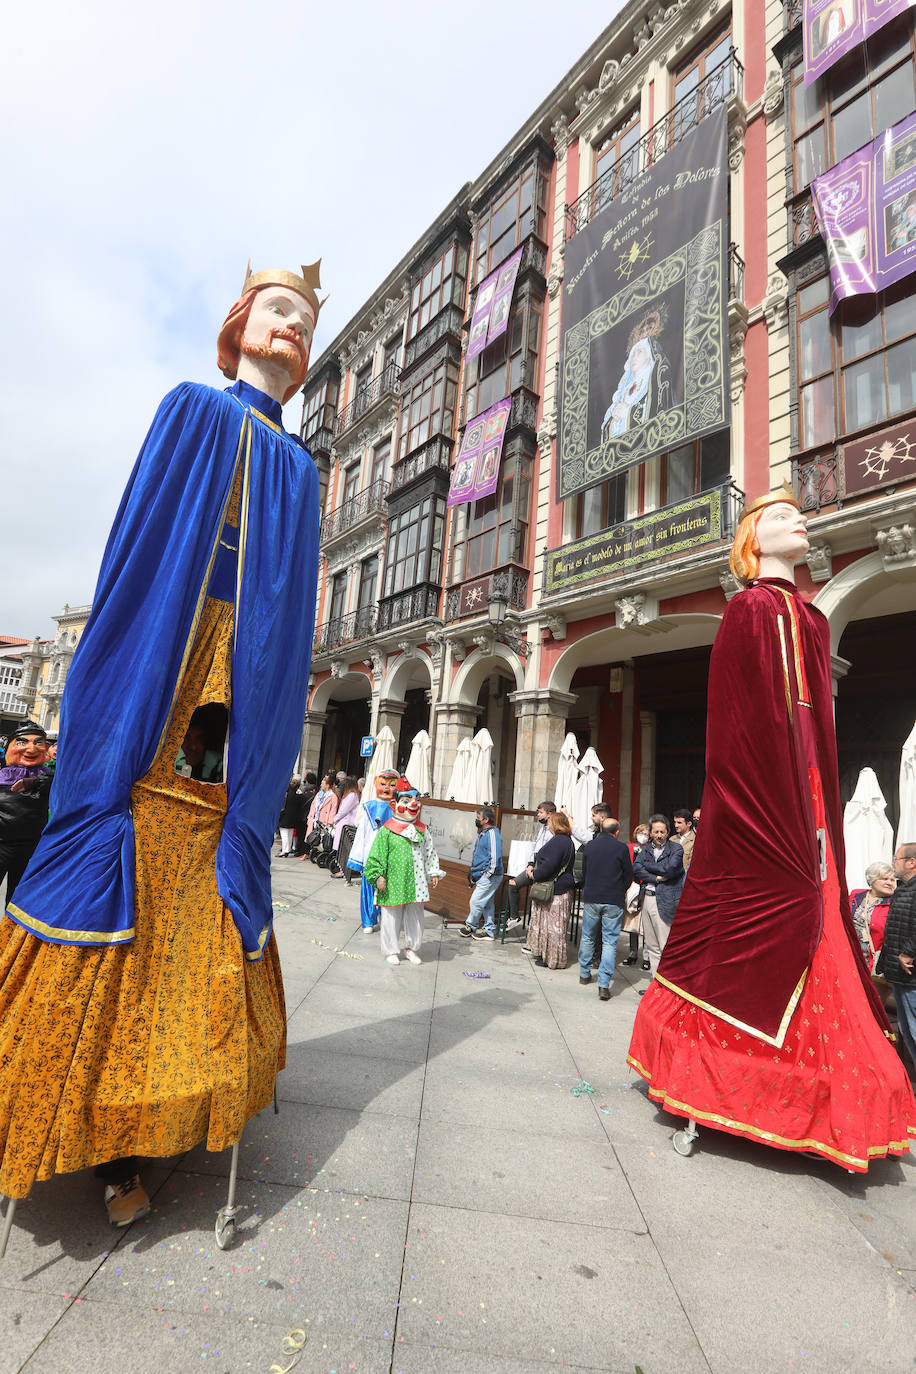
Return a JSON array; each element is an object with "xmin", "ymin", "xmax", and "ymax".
[
  {"xmin": 557, "ymin": 106, "xmax": 729, "ymax": 502},
  {"xmin": 811, "ymin": 110, "xmax": 916, "ymax": 313},
  {"xmin": 802, "ymin": 0, "xmax": 914, "ymax": 88},
  {"xmin": 447, "ymin": 397, "xmax": 513, "ymax": 508}
]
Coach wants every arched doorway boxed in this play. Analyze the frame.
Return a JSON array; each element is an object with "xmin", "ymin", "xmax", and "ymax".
[{"xmin": 309, "ymin": 671, "xmax": 373, "ymax": 779}]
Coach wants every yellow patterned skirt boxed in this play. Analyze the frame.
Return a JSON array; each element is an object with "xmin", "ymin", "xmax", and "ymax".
[{"xmin": 0, "ymin": 597, "xmax": 286, "ymax": 1198}]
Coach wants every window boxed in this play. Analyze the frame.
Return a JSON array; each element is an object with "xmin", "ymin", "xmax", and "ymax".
[
  {"xmin": 341, "ymin": 462, "xmax": 361, "ymax": 508},
  {"xmin": 383, "ymin": 497, "xmax": 446, "ymax": 595},
  {"xmin": 659, "ymin": 432, "xmax": 730, "ymax": 505},
  {"xmin": 796, "ymin": 275, "xmax": 916, "ymax": 447},
  {"xmin": 302, "ymin": 376, "xmax": 339, "ymax": 444},
  {"xmin": 383, "ymin": 336, "xmax": 401, "ymax": 374},
  {"xmin": 576, "ymin": 473, "xmax": 628, "ymax": 539},
  {"xmin": 358, "ymin": 555, "xmax": 379, "ymax": 611},
  {"xmin": 463, "ymin": 297, "xmax": 543, "ymax": 419},
  {"xmin": 354, "ymin": 361, "xmax": 372, "ymax": 401},
  {"xmin": 397, "ymin": 358, "xmax": 459, "ymax": 460},
  {"xmin": 592, "ymin": 109, "xmax": 641, "ymax": 211},
  {"xmin": 408, "ymin": 243, "xmax": 468, "ymax": 340},
  {"xmin": 671, "ymin": 26, "xmax": 733, "ymax": 141},
  {"xmin": 474, "ymin": 160, "xmax": 550, "ymax": 282},
  {"xmin": 791, "ymin": 19, "xmax": 916, "ymax": 191},
  {"xmin": 0, "ymin": 664, "xmax": 22, "ymax": 686},
  {"xmin": 370, "ymin": 439, "xmax": 391, "ymax": 489},
  {"xmin": 460, "ymin": 455, "xmax": 532, "ymax": 579},
  {"xmin": 328, "ymin": 571, "xmax": 348, "ymax": 626}
]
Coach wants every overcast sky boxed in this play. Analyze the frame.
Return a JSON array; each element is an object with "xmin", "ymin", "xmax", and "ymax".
[{"xmin": 1, "ymin": 0, "xmax": 622, "ymax": 637}]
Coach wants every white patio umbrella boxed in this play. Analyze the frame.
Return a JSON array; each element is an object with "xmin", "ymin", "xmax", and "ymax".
[
  {"xmin": 897, "ymin": 719, "xmax": 916, "ymax": 848},
  {"xmin": 445, "ymin": 737, "xmax": 475, "ymax": 802},
  {"xmin": 363, "ymin": 725, "xmax": 397, "ymax": 802},
  {"xmin": 404, "ymin": 729, "xmax": 432, "ymax": 795},
  {"xmin": 843, "ymin": 766, "xmax": 893, "ymax": 892},
  {"xmin": 470, "ymin": 728, "xmax": 495, "ymax": 804},
  {"xmin": 572, "ymin": 747, "xmax": 604, "ymax": 831},
  {"xmin": 554, "ymin": 732, "xmax": 581, "ymax": 814}
]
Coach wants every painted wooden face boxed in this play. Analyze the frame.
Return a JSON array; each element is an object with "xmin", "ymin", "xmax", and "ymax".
[
  {"xmin": 394, "ymin": 791, "xmax": 422, "ymax": 822},
  {"xmin": 375, "ymin": 774, "xmax": 398, "ymax": 802},
  {"xmin": 5, "ymin": 734, "xmax": 49, "ymax": 767}
]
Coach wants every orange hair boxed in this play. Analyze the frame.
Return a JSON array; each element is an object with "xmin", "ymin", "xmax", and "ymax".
[
  {"xmin": 216, "ymin": 287, "xmax": 258, "ymax": 384},
  {"xmin": 549, "ymin": 811, "xmax": 573, "ymax": 836},
  {"xmin": 729, "ymin": 509, "xmax": 764, "ymax": 586}
]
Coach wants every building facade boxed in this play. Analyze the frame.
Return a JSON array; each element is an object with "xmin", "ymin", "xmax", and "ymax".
[
  {"xmin": 14, "ymin": 604, "xmax": 91, "ymax": 734},
  {"xmin": 300, "ymin": 0, "xmax": 916, "ymax": 835}
]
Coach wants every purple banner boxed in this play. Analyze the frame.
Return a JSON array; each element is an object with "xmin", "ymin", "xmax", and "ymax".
[
  {"xmin": 811, "ymin": 110, "xmax": 916, "ymax": 314},
  {"xmin": 446, "ymin": 398, "xmax": 512, "ymax": 508},
  {"xmin": 803, "ymin": 0, "xmax": 914, "ymax": 87},
  {"xmin": 466, "ymin": 248, "xmax": 524, "ymax": 361}
]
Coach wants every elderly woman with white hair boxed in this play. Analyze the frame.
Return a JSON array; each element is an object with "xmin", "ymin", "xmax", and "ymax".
[{"xmin": 849, "ymin": 861, "xmax": 896, "ymax": 971}]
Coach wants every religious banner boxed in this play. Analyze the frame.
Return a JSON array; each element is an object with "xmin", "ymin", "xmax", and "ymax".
[
  {"xmin": 802, "ymin": 0, "xmax": 914, "ymax": 87},
  {"xmin": 811, "ymin": 110, "xmax": 916, "ymax": 314},
  {"xmin": 544, "ymin": 487, "xmax": 726, "ymax": 595},
  {"xmin": 557, "ymin": 106, "xmax": 729, "ymax": 503},
  {"xmin": 466, "ymin": 248, "xmax": 523, "ymax": 361},
  {"xmin": 447, "ymin": 397, "xmax": 512, "ymax": 508},
  {"xmin": 841, "ymin": 418, "xmax": 916, "ymax": 497}
]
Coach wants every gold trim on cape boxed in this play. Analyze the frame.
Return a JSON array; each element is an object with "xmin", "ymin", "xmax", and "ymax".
[
  {"xmin": 6, "ymin": 903, "xmax": 135, "ymax": 945},
  {"xmin": 777, "ymin": 614, "xmax": 793, "ymax": 723},
  {"xmin": 654, "ymin": 965, "xmax": 808, "ymax": 1049},
  {"xmin": 244, "ymin": 920, "xmax": 272, "ymax": 961},
  {"xmin": 249, "ymin": 406, "xmax": 282, "ymax": 434},
  {"xmin": 627, "ymin": 1053, "xmax": 916, "ymax": 1167}
]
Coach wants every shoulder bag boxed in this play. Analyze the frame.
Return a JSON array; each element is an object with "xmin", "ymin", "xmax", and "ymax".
[{"xmin": 530, "ymin": 841, "xmax": 573, "ymax": 904}]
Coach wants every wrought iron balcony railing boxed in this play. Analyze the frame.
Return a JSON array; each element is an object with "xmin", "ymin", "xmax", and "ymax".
[
  {"xmin": 389, "ymin": 434, "xmax": 454, "ymax": 496},
  {"xmin": 728, "ymin": 242, "xmax": 745, "ymax": 302},
  {"xmin": 312, "ymin": 605, "xmax": 378, "ymax": 655},
  {"xmin": 320, "ymin": 478, "xmax": 388, "ymax": 544},
  {"xmin": 793, "ymin": 451, "xmax": 839, "ymax": 512},
  {"xmin": 402, "ymin": 303, "xmax": 465, "ymax": 375},
  {"xmin": 302, "ymin": 422, "xmax": 335, "ymax": 457},
  {"xmin": 566, "ymin": 50, "xmax": 744, "ymax": 240},
  {"xmin": 335, "ymin": 362, "xmax": 401, "ymax": 438},
  {"xmin": 444, "ymin": 563, "xmax": 530, "ymax": 622},
  {"xmin": 377, "ymin": 582, "xmax": 441, "ymax": 631}
]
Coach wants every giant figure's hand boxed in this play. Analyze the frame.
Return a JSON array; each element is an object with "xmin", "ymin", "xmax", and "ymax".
[{"xmin": 376, "ymin": 876, "xmax": 386, "ymax": 893}]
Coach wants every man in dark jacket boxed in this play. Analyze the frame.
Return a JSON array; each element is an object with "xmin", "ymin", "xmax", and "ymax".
[
  {"xmin": 459, "ymin": 808, "xmax": 503, "ymax": 941},
  {"xmin": 632, "ymin": 812, "xmax": 685, "ymax": 977},
  {"xmin": 0, "ymin": 721, "xmax": 53, "ymax": 904},
  {"xmin": 882, "ymin": 842, "xmax": 916, "ymax": 1074},
  {"xmin": 579, "ymin": 817, "xmax": 633, "ymax": 999}
]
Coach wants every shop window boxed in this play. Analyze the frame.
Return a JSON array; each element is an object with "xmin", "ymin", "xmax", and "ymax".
[
  {"xmin": 459, "ymin": 455, "xmax": 532, "ymax": 580},
  {"xmin": 474, "ymin": 159, "xmax": 550, "ymax": 282},
  {"xmin": 397, "ymin": 358, "xmax": 459, "ymax": 460},
  {"xmin": 408, "ymin": 243, "xmax": 468, "ymax": 340},
  {"xmin": 795, "ymin": 274, "xmax": 916, "ymax": 448},
  {"xmin": 575, "ymin": 473, "xmax": 628, "ymax": 538},
  {"xmin": 790, "ymin": 18, "xmax": 916, "ymax": 191},
  {"xmin": 383, "ymin": 496, "xmax": 446, "ymax": 595},
  {"xmin": 659, "ymin": 432, "xmax": 731, "ymax": 505},
  {"xmin": 463, "ymin": 297, "xmax": 543, "ymax": 420}
]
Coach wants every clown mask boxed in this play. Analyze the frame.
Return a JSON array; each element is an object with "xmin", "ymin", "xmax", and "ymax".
[{"xmin": 394, "ymin": 781, "xmax": 422, "ymax": 823}]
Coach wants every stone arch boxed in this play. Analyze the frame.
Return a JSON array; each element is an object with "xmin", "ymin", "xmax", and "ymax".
[
  {"xmin": 308, "ymin": 668, "xmax": 373, "ymax": 714},
  {"xmin": 449, "ymin": 643, "xmax": 525, "ymax": 707},
  {"xmin": 811, "ymin": 551, "xmax": 916, "ymax": 652},
  {"xmin": 380, "ymin": 650, "xmax": 434, "ymax": 702},
  {"xmin": 546, "ymin": 614, "xmax": 723, "ymax": 697}
]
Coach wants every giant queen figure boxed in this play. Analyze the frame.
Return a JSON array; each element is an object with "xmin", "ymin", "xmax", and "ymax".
[
  {"xmin": 628, "ymin": 486, "xmax": 916, "ymax": 1170},
  {"xmin": 0, "ymin": 264, "xmax": 323, "ymax": 1225}
]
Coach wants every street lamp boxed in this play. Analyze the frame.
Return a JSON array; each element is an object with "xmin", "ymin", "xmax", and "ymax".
[
  {"xmin": 486, "ymin": 588, "xmax": 509, "ymax": 630},
  {"xmin": 486, "ymin": 586, "xmax": 528, "ymax": 658}
]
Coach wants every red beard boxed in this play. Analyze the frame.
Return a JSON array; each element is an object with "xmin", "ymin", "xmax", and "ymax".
[{"xmin": 240, "ymin": 327, "xmax": 308, "ymax": 386}]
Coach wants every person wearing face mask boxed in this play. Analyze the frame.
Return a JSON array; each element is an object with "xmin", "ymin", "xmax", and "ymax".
[
  {"xmin": 506, "ymin": 800, "xmax": 555, "ymax": 926},
  {"xmin": 628, "ymin": 485, "xmax": 916, "ymax": 1171},
  {"xmin": 458, "ymin": 808, "xmax": 504, "ymax": 941},
  {"xmin": 631, "ymin": 814, "xmax": 685, "ymax": 977},
  {"xmin": 623, "ymin": 823, "xmax": 651, "ymax": 967}
]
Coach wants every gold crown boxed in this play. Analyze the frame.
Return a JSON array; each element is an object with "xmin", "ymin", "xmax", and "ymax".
[
  {"xmin": 739, "ymin": 480, "xmax": 800, "ymax": 522},
  {"xmin": 242, "ymin": 260, "xmax": 324, "ymax": 320}
]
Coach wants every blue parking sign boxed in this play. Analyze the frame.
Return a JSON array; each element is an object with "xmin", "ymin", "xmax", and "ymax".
[{"xmin": 360, "ymin": 736, "xmax": 374, "ymax": 758}]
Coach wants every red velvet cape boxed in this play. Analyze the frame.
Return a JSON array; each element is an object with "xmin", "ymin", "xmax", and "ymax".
[{"xmin": 656, "ymin": 578, "xmax": 891, "ymax": 1045}]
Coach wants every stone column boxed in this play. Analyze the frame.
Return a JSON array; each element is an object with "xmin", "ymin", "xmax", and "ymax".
[
  {"xmin": 508, "ymin": 689, "xmax": 577, "ymax": 810},
  {"xmin": 638, "ymin": 709, "xmax": 657, "ymax": 823},
  {"xmin": 617, "ymin": 664, "xmax": 636, "ymax": 837},
  {"xmin": 298, "ymin": 709, "xmax": 327, "ymax": 774}
]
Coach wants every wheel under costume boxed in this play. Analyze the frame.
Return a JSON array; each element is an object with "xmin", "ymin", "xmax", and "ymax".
[
  {"xmin": 628, "ymin": 577, "xmax": 916, "ymax": 1171},
  {"xmin": 0, "ymin": 379, "xmax": 319, "ymax": 1199}
]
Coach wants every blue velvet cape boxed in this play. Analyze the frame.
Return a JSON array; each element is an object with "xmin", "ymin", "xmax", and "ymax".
[{"xmin": 7, "ymin": 379, "xmax": 319, "ymax": 959}]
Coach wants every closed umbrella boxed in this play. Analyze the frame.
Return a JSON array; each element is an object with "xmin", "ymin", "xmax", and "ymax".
[
  {"xmin": 572, "ymin": 746, "xmax": 603, "ymax": 831},
  {"xmin": 897, "ymin": 719, "xmax": 916, "ymax": 848},
  {"xmin": 404, "ymin": 729, "xmax": 432, "ymax": 795},
  {"xmin": 470, "ymin": 728, "xmax": 495, "ymax": 805},
  {"xmin": 843, "ymin": 766, "xmax": 893, "ymax": 892},
  {"xmin": 445, "ymin": 737, "xmax": 475, "ymax": 802},
  {"xmin": 363, "ymin": 725, "xmax": 396, "ymax": 802},
  {"xmin": 554, "ymin": 732, "xmax": 580, "ymax": 814}
]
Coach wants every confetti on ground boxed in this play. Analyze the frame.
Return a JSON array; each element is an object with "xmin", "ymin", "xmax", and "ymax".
[
  {"xmin": 462, "ymin": 969, "xmax": 491, "ymax": 979},
  {"xmin": 571, "ymin": 1080, "xmax": 596, "ymax": 1097},
  {"xmin": 326, "ymin": 916, "xmax": 338, "ymax": 922},
  {"xmin": 272, "ymin": 901, "xmax": 291, "ymax": 910},
  {"xmin": 310, "ymin": 938, "xmax": 364, "ymax": 960}
]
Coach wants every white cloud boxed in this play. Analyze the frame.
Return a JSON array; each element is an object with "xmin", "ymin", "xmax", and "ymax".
[{"xmin": 1, "ymin": 0, "xmax": 620, "ymax": 632}]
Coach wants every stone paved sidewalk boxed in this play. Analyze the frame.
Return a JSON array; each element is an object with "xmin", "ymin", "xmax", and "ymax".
[{"xmin": 0, "ymin": 857, "xmax": 913, "ymax": 1373}]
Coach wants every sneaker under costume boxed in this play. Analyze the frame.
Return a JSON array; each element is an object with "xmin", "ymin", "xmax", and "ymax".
[
  {"xmin": 347, "ymin": 798, "xmax": 393, "ymax": 929},
  {"xmin": 0, "ymin": 378, "xmax": 319, "ymax": 1199},
  {"xmin": 363, "ymin": 818, "xmax": 444, "ymax": 958},
  {"xmin": 629, "ymin": 575, "xmax": 916, "ymax": 1171}
]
